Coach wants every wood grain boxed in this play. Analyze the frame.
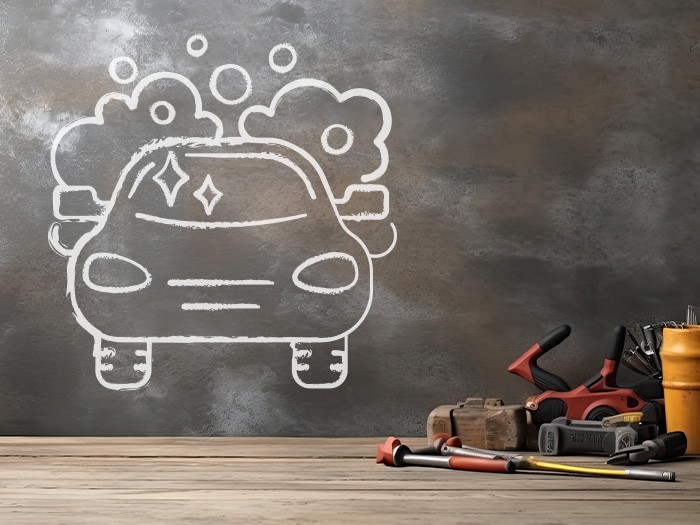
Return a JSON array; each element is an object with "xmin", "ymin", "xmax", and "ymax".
[{"xmin": 0, "ymin": 438, "xmax": 698, "ymax": 524}]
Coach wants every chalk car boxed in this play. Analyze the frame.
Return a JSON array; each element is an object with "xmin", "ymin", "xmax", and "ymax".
[{"xmin": 52, "ymin": 138, "xmax": 381, "ymax": 390}]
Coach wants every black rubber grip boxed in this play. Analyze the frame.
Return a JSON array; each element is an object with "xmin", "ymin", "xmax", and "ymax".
[
  {"xmin": 531, "ymin": 365, "xmax": 570, "ymax": 392},
  {"xmin": 537, "ymin": 325, "xmax": 571, "ymax": 353},
  {"xmin": 655, "ymin": 431, "xmax": 687, "ymax": 460},
  {"xmin": 607, "ymin": 325, "xmax": 627, "ymax": 361},
  {"xmin": 538, "ymin": 422, "xmax": 630, "ymax": 455}
]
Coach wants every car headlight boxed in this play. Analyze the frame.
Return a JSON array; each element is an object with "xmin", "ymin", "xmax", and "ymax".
[
  {"xmin": 292, "ymin": 252, "xmax": 358, "ymax": 294},
  {"xmin": 82, "ymin": 252, "xmax": 152, "ymax": 293}
]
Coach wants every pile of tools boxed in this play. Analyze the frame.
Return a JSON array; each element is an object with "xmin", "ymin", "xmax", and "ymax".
[
  {"xmin": 381, "ymin": 316, "xmax": 696, "ymax": 482},
  {"xmin": 378, "ymin": 415, "xmax": 686, "ymax": 482},
  {"xmin": 507, "ymin": 324, "xmax": 668, "ymax": 429}
]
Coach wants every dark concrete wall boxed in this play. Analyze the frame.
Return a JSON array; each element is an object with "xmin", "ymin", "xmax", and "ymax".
[{"xmin": 0, "ymin": 0, "xmax": 698, "ymax": 436}]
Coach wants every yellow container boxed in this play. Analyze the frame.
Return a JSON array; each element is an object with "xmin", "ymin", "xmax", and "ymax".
[{"xmin": 662, "ymin": 327, "xmax": 700, "ymax": 454}]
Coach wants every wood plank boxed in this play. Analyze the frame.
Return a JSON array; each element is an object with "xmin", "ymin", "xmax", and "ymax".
[
  {"xmin": 0, "ymin": 438, "xmax": 698, "ymax": 524},
  {"xmin": 0, "ymin": 436, "xmax": 388, "ymax": 458}
]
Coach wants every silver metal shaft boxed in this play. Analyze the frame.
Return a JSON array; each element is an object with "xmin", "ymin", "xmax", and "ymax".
[
  {"xmin": 402, "ymin": 453, "xmax": 452, "ymax": 468},
  {"xmin": 625, "ymin": 468, "xmax": 675, "ymax": 482},
  {"xmin": 440, "ymin": 444, "xmax": 508, "ymax": 460}
]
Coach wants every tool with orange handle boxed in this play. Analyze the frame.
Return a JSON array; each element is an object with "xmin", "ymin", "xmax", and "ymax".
[
  {"xmin": 376, "ymin": 437, "xmax": 513, "ymax": 473},
  {"xmin": 439, "ymin": 435, "xmax": 675, "ymax": 481}
]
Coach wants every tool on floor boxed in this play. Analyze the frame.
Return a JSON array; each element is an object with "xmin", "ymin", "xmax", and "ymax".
[
  {"xmin": 508, "ymin": 325, "xmax": 665, "ymax": 429},
  {"xmin": 426, "ymin": 397, "xmax": 528, "ymax": 451},
  {"xmin": 606, "ymin": 431, "xmax": 687, "ymax": 465},
  {"xmin": 436, "ymin": 435, "xmax": 675, "ymax": 482},
  {"xmin": 432, "ymin": 433, "xmax": 508, "ymax": 460},
  {"xmin": 376, "ymin": 437, "xmax": 513, "ymax": 473},
  {"xmin": 537, "ymin": 413, "xmax": 658, "ymax": 456}
]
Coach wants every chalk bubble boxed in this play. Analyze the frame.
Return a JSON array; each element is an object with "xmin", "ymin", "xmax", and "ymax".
[
  {"xmin": 108, "ymin": 56, "xmax": 138, "ymax": 84},
  {"xmin": 269, "ymin": 43, "xmax": 297, "ymax": 74},
  {"xmin": 209, "ymin": 64, "xmax": 252, "ymax": 105},
  {"xmin": 187, "ymin": 34, "xmax": 208, "ymax": 57},
  {"xmin": 149, "ymin": 101, "xmax": 176, "ymax": 125},
  {"xmin": 321, "ymin": 124, "xmax": 354, "ymax": 155}
]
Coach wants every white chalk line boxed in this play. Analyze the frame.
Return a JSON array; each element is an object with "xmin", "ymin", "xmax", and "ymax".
[
  {"xmin": 292, "ymin": 252, "xmax": 358, "ymax": 295},
  {"xmin": 134, "ymin": 212, "xmax": 307, "ymax": 228},
  {"xmin": 52, "ymin": 185, "xmax": 108, "ymax": 221},
  {"xmin": 152, "ymin": 150, "xmax": 190, "ymax": 207},
  {"xmin": 192, "ymin": 174, "xmax": 223, "ymax": 215},
  {"xmin": 82, "ymin": 252, "xmax": 152, "ymax": 294},
  {"xmin": 128, "ymin": 161, "xmax": 156, "ymax": 198},
  {"xmin": 333, "ymin": 183, "xmax": 389, "ymax": 221},
  {"xmin": 149, "ymin": 101, "xmax": 176, "ymax": 125},
  {"xmin": 269, "ymin": 43, "xmax": 297, "ymax": 74},
  {"xmin": 181, "ymin": 303, "xmax": 260, "ymax": 311},
  {"xmin": 209, "ymin": 64, "xmax": 252, "ymax": 105},
  {"xmin": 237, "ymin": 78, "xmax": 392, "ymax": 183},
  {"xmin": 187, "ymin": 34, "xmax": 208, "ymax": 57},
  {"xmin": 109, "ymin": 56, "xmax": 137, "ymax": 84},
  {"xmin": 321, "ymin": 124, "xmax": 353, "ymax": 155},
  {"xmin": 369, "ymin": 222, "xmax": 398, "ymax": 259},
  {"xmin": 167, "ymin": 279, "xmax": 274, "ymax": 287}
]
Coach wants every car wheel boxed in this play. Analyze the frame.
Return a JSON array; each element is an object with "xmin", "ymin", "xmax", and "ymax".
[
  {"xmin": 586, "ymin": 405, "xmax": 618, "ymax": 421},
  {"xmin": 93, "ymin": 337, "xmax": 152, "ymax": 391},
  {"xmin": 291, "ymin": 336, "xmax": 348, "ymax": 389}
]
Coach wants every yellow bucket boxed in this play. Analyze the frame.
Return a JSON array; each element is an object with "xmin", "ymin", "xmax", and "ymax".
[{"xmin": 662, "ymin": 327, "xmax": 700, "ymax": 454}]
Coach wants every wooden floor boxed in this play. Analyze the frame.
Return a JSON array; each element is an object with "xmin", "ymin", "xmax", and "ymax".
[{"xmin": 0, "ymin": 437, "xmax": 698, "ymax": 524}]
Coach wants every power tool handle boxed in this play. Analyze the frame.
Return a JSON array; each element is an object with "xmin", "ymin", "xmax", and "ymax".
[
  {"xmin": 537, "ymin": 325, "xmax": 572, "ymax": 352},
  {"xmin": 508, "ymin": 325, "xmax": 571, "ymax": 392},
  {"xmin": 606, "ymin": 325, "xmax": 627, "ymax": 361},
  {"xmin": 654, "ymin": 431, "xmax": 687, "ymax": 460},
  {"xmin": 531, "ymin": 364, "xmax": 570, "ymax": 392}
]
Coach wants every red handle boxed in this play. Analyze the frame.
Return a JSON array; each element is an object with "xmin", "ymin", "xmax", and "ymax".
[{"xmin": 448, "ymin": 456, "xmax": 514, "ymax": 473}]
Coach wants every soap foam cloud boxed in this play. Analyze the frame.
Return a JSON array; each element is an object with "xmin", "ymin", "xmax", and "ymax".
[
  {"xmin": 238, "ymin": 79, "xmax": 391, "ymax": 196},
  {"xmin": 51, "ymin": 72, "xmax": 223, "ymax": 200}
]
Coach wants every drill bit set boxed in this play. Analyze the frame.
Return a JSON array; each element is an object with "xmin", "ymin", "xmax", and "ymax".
[{"xmin": 619, "ymin": 322, "xmax": 681, "ymax": 380}]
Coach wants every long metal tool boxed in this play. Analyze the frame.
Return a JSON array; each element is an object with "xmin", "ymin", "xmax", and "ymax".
[
  {"xmin": 376, "ymin": 437, "xmax": 513, "ymax": 473},
  {"xmin": 436, "ymin": 435, "xmax": 675, "ymax": 482}
]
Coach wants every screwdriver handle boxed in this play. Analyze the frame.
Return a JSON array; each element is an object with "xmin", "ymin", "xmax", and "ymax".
[
  {"xmin": 448, "ymin": 456, "xmax": 514, "ymax": 473},
  {"xmin": 650, "ymin": 431, "xmax": 687, "ymax": 460}
]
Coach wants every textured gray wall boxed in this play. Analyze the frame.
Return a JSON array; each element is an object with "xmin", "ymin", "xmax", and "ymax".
[{"xmin": 0, "ymin": 0, "xmax": 699, "ymax": 436}]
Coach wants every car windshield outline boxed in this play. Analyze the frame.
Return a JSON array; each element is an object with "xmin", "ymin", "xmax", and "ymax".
[{"xmin": 126, "ymin": 149, "xmax": 318, "ymax": 229}]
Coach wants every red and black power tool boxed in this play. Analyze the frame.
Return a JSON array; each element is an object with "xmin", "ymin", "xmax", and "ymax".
[{"xmin": 508, "ymin": 325, "xmax": 665, "ymax": 429}]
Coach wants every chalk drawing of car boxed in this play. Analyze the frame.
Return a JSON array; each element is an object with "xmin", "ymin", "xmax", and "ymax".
[{"xmin": 54, "ymin": 137, "xmax": 390, "ymax": 390}]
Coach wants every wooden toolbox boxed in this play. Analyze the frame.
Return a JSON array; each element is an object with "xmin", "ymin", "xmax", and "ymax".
[{"xmin": 427, "ymin": 397, "xmax": 533, "ymax": 450}]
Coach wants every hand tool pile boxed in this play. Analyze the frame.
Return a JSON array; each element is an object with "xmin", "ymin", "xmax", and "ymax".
[
  {"xmin": 376, "ymin": 430, "xmax": 682, "ymax": 482},
  {"xmin": 534, "ymin": 411, "xmax": 688, "ymax": 468},
  {"xmin": 538, "ymin": 412, "xmax": 658, "ymax": 455},
  {"xmin": 507, "ymin": 324, "xmax": 667, "ymax": 429},
  {"xmin": 409, "ymin": 309, "xmax": 696, "ymax": 483}
]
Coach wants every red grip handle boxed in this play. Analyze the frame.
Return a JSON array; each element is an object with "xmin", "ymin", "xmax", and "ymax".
[{"xmin": 448, "ymin": 456, "xmax": 513, "ymax": 473}]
